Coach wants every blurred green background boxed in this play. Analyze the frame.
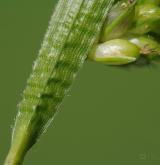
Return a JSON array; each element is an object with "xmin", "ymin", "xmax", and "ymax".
[{"xmin": 1, "ymin": 0, "xmax": 160, "ymax": 164}]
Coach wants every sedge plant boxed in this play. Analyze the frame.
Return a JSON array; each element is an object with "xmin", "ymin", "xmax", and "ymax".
[{"xmin": 4, "ymin": 0, "xmax": 160, "ymax": 165}]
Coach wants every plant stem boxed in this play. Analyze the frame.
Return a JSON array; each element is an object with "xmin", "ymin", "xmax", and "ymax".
[{"xmin": 4, "ymin": 0, "xmax": 114, "ymax": 164}]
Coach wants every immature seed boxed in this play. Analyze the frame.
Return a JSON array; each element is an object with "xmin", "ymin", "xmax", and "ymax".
[
  {"xmin": 127, "ymin": 35, "xmax": 160, "ymax": 58},
  {"xmin": 130, "ymin": 4, "xmax": 160, "ymax": 34},
  {"xmin": 88, "ymin": 39, "xmax": 140, "ymax": 65},
  {"xmin": 100, "ymin": 0, "xmax": 136, "ymax": 42}
]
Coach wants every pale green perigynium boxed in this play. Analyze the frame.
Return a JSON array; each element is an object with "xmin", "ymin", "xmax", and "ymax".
[
  {"xmin": 100, "ymin": 0, "xmax": 136, "ymax": 41},
  {"xmin": 130, "ymin": 4, "xmax": 160, "ymax": 34},
  {"xmin": 89, "ymin": 39, "xmax": 140, "ymax": 65},
  {"xmin": 127, "ymin": 35, "xmax": 160, "ymax": 58}
]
